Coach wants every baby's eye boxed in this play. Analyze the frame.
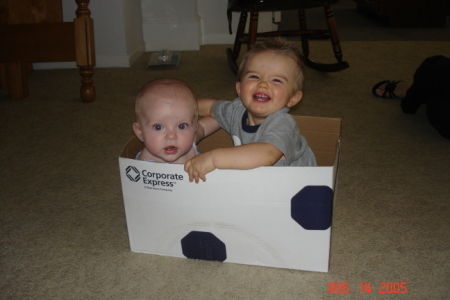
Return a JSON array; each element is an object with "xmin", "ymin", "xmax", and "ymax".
[
  {"xmin": 178, "ymin": 123, "xmax": 188, "ymax": 130},
  {"xmin": 248, "ymin": 75, "xmax": 259, "ymax": 79},
  {"xmin": 153, "ymin": 124, "xmax": 163, "ymax": 130},
  {"xmin": 272, "ymin": 78, "xmax": 283, "ymax": 83}
]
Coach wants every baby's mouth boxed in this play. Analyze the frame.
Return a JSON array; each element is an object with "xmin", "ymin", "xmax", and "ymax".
[
  {"xmin": 253, "ymin": 93, "xmax": 270, "ymax": 102},
  {"xmin": 164, "ymin": 146, "xmax": 178, "ymax": 154}
]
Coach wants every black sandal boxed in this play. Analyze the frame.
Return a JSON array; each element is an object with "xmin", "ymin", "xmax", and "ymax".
[{"xmin": 372, "ymin": 80, "xmax": 403, "ymax": 98}]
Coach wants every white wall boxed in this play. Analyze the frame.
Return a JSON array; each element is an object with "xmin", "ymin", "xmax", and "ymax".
[
  {"xmin": 197, "ymin": 0, "xmax": 278, "ymax": 46},
  {"xmin": 141, "ymin": 0, "xmax": 201, "ymax": 51},
  {"xmin": 35, "ymin": 0, "xmax": 145, "ymax": 69},
  {"xmin": 35, "ymin": 0, "xmax": 276, "ymax": 68},
  {"xmin": 142, "ymin": 0, "xmax": 277, "ymax": 51},
  {"xmin": 122, "ymin": 0, "xmax": 146, "ymax": 66},
  {"xmin": 197, "ymin": 0, "xmax": 237, "ymax": 45}
]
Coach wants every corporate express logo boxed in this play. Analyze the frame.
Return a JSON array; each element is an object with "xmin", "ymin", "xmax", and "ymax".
[{"xmin": 125, "ymin": 166, "xmax": 184, "ymax": 191}]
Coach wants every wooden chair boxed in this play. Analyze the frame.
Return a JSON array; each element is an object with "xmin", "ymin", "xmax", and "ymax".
[
  {"xmin": 0, "ymin": 0, "xmax": 96, "ymax": 103},
  {"xmin": 226, "ymin": 0, "xmax": 349, "ymax": 74}
]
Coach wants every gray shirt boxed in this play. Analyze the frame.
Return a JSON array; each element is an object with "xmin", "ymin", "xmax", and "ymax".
[{"xmin": 213, "ymin": 98, "xmax": 317, "ymax": 166}]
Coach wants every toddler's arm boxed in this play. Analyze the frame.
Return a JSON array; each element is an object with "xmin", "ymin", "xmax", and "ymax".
[
  {"xmin": 195, "ymin": 116, "xmax": 220, "ymax": 143},
  {"xmin": 184, "ymin": 142, "xmax": 283, "ymax": 183},
  {"xmin": 198, "ymin": 98, "xmax": 218, "ymax": 117}
]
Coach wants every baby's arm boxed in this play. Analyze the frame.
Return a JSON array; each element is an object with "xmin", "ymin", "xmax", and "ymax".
[
  {"xmin": 198, "ymin": 98, "xmax": 218, "ymax": 117},
  {"xmin": 195, "ymin": 116, "xmax": 220, "ymax": 144},
  {"xmin": 184, "ymin": 142, "xmax": 283, "ymax": 183}
]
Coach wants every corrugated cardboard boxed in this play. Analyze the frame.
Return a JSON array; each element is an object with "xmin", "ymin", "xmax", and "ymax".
[{"xmin": 119, "ymin": 115, "xmax": 341, "ymax": 272}]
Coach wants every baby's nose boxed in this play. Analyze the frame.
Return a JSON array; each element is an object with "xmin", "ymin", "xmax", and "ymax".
[
  {"xmin": 165, "ymin": 129, "xmax": 177, "ymax": 139},
  {"xmin": 258, "ymin": 80, "xmax": 268, "ymax": 88}
]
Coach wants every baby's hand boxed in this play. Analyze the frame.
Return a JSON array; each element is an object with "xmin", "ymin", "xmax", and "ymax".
[{"xmin": 184, "ymin": 152, "xmax": 216, "ymax": 183}]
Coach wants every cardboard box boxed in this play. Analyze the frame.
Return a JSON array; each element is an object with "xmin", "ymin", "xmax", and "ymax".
[{"xmin": 119, "ymin": 115, "xmax": 341, "ymax": 272}]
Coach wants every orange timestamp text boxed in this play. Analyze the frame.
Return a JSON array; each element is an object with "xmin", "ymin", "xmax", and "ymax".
[{"xmin": 328, "ymin": 282, "xmax": 408, "ymax": 293}]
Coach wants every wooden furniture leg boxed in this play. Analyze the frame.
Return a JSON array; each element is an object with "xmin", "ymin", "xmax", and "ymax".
[
  {"xmin": 0, "ymin": 0, "xmax": 96, "ymax": 102},
  {"xmin": 298, "ymin": 8, "xmax": 310, "ymax": 62},
  {"xmin": 299, "ymin": 3, "xmax": 349, "ymax": 72},
  {"xmin": 226, "ymin": 10, "xmax": 248, "ymax": 75},
  {"xmin": 75, "ymin": 0, "xmax": 96, "ymax": 103},
  {"xmin": 247, "ymin": 5, "xmax": 259, "ymax": 49},
  {"xmin": 226, "ymin": 0, "xmax": 349, "ymax": 74},
  {"xmin": 5, "ymin": 62, "xmax": 30, "ymax": 99},
  {"xmin": 0, "ymin": 64, "xmax": 6, "ymax": 89},
  {"xmin": 324, "ymin": 2, "xmax": 344, "ymax": 65}
]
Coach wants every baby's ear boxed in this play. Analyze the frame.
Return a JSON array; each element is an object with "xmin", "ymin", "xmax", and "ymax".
[
  {"xmin": 287, "ymin": 91, "xmax": 303, "ymax": 108},
  {"xmin": 132, "ymin": 122, "xmax": 143, "ymax": 141},
  {"xmin": 193, "ymin": 121, "xmax": 199, "ymax": 133}
]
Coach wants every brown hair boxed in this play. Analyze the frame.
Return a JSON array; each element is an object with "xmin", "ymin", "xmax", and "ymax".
[{"xmin": 237, "ymin": 37, "xmax": 305, "ymax": 91}]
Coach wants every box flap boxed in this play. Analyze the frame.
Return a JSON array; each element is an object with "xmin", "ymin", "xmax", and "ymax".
[{"xmin": 120, "ymin": 115, "xmax": 341, "ymax": 167}]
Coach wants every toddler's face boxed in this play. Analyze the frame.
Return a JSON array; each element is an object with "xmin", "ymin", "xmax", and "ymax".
[
  {"xmin": 236, "ymin": 51, "xmax": 302, "ymax": 125},
  {"xmin": 135, "ymin": 95, "xmax": 198, "ymax": 163}
]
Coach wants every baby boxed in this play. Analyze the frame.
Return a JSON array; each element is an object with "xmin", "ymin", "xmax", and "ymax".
[
  {"xmin": 185, "ymin": 37, "xmax": 316, "ymax": 182},
  {"xmin": 133, "ymin": 78, "xmax": 219, "ymax": 164}
]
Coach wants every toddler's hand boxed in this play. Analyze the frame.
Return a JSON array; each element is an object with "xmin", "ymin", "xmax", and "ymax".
[{"xmin": 184, "ymin": 152, "xmax": 216, "ymax": 183}]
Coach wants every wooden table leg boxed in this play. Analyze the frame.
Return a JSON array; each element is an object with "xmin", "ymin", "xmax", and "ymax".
[
  {"xmin": 75, "ymin": 0, "xmax": 96, "ymax": 103},
  {"xmin": 0, "ymin": 64, "xmax": 7, "ymax": 89},
  {"xmin": 5, "ymin": 62, "xmax": 29, "ymax": 99},
  {"xmin": 79, "ymin": 66, "xmax": 95, "ymax": 102}
]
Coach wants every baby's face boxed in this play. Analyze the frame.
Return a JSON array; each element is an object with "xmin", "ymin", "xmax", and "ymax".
[
  {"xmin": 236, "ymin": 51, "xmax": 302, "ymax": 125},
  {"xmin": 136, "ymin": 95, "xmax": 198, "ymax": 163}
]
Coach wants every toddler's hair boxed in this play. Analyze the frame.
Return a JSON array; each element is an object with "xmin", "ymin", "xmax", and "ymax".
[{"xmin": 237, "ymin": 37, "xmax": 305, "ymax": 91}]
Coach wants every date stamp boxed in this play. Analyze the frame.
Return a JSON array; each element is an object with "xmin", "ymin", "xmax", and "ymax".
[{"xmin": 328, "ymin": 282, "xmax": 408, "ymax": 294}]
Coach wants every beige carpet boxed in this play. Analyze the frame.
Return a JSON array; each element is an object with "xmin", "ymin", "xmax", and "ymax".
[{"xmin": 1, "ymin": 35, "xmax": 450, "ymax": 300}]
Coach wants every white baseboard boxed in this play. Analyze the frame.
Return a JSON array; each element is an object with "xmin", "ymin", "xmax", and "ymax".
[
  {"xmin": 202, "ymin": 33, "xmax": 236, "ymax": 45},
  {"xmin": 33, "ymin": 56, "xmax": 129, "ymax": 69},
  {"xmin": 33, "ymin": 42, "xmax": 146, "ymax": 69},
  {"xmin": 128, "ymin": 41, "xmax": 146, "ymax": 66}
]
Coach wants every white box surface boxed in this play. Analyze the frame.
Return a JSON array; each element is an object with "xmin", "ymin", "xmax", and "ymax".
[{"xmin": 119, "ymin": 116, "xmax": 341, "ymax": 272}]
